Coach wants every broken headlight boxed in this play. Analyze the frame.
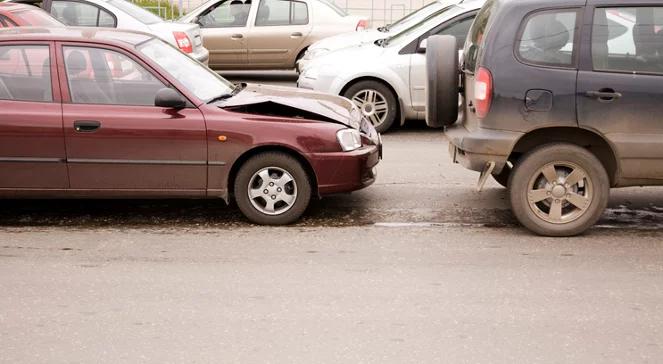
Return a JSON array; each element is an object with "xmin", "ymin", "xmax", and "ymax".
[{"xmin": 336, "ymin": 128, "xmax": 362, "ymax": 152}]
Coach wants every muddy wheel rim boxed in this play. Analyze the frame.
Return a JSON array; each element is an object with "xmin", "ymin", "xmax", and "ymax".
[
  {"xmin": 352, "ymin": 89, "xmax": 389, "ymax": 128},
  {"xmin": 248, "ymin": 167, "xmax": 297, "ymax": 216},
  {"xmin": 526, "ymin": 161, "xmax": 593, "ymax": 224}
]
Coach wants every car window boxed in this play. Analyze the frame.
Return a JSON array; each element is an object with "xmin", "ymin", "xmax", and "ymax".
[
  {"xmin": 517, "ymin": 9, "xmax": 578, "ymax": 68},
  {"xmin": 464, "ymin": 0, "xmax": 495, "ymax": 73},
  {"xmin": 51, "ymin": 1, "xmax": 116, "ymax": 27},
  {"xmin": 11, "ymin": 8, "xmax": 64, "ymax": 26},
  {"xmin": 592, "ymin": 7, "xmax": 663, "ymax": 74},
  {"xmin": 255, "ymin": 0, "xmax": 308, "ymax": 26},
  {"xmin": 0, "ymin": 45, "xmax": 52, "ymax": 102},
  {"xmin": 108, "ymin": 0, "xmax": 162, "ymax": 25},
  {"xmin": 138, "ymin": 38, "xmax": 235, "ymax": 101},
  {"xmin": 433, "ymin": 15, "xmax": 475, "ymax": 45},
  {"xmin": 198, "ymin": 0, "xmax": 251, "ymax": 28},
  {"xmin": 383, "ymin": 4, "xmax": 461, "ymax": 47},
  {"xmin": 63, "ymin": 46, "xmax": 165, "ymax": 106}
]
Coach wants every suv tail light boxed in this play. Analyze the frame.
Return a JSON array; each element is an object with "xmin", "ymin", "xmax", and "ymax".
[
  {"xmin": 474, "ymin": 67, "xmax": 493, "ymax": 118},
  {"xmin": 356, "ymin": 19, "xmax": 367, "ymax": 31},
  {"xmin": 173, "ymin": 32, "xmax": 193, "ymax": 53}
]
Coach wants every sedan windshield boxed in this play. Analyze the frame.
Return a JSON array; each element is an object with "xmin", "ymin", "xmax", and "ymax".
[
  {"xmin": 386, "ymin": 0, "xmax": 451, "ymax": 33},
  {"xmin": 109, "ymin": 0, "xmax": 163, "ymax": 24},
  {"xmin": 383, "ymin": 4, "xmax": 461, "ymax": 46},
  {"xmin": 138, "ymin": 39, "xmax": 235, "ymax": 102}
]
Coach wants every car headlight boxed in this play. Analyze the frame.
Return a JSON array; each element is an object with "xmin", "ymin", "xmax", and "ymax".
[
  {"xmin": 336, "ymin": 128, "xmax": 362, "ymax": 152},
  {"xmin": 304, "ymin": 48, "xmax": 330, "ymax": 60}
]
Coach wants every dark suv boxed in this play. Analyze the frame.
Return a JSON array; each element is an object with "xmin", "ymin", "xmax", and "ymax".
[{"xmin": 427, "ymin": 0, "xmax": 663, "ymax": 236}]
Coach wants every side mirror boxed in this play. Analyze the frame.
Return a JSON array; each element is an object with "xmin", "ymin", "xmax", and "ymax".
[
  {"xmin": 417, "ymin": 38, "xmax": 428, "ymax": 53},
  {"xmin": 155, "ymin": 88, "xmax": 186, "ymax": 109}
]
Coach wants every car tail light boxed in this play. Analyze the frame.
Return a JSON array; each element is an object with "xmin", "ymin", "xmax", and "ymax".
[
  {"xmin": 356, "ymin": 19, "xmax": 368, "ymax": 31},
  {"xmin": 474, "ymin": 67, "xmax": 493, "ymax": 118},
  {"xmin": 173, "ymin": 31, "xmax": 193, "ymax": 53}
]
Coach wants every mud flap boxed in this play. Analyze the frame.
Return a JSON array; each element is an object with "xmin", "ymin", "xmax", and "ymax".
[{"xmin": 476, "ymin": 161, "xmax": 495, "ymax": 192}]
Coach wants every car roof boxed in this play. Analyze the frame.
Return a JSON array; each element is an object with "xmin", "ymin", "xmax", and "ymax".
[
  {"xmin": 0, "ymin": 2, "xmax": 37, "ymax": 12},
  {"xmin": 0, "ymin": 26, "xmax": 154, "ymax": 45}
]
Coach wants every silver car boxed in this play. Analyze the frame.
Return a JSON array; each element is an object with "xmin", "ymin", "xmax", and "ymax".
[
  {"xmin": 297, "ymin": 0, "xmax": 461, "ymax": 72},
  {"xmin": 298, "ymin": 0, "xmax": 483, "ymax": 133},
  {"xmin": 10, "ymin": 0, "xmax": 209, "ymax": 64}
]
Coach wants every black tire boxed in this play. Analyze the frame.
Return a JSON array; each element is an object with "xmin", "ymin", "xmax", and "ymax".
[
  {"xmin": 343, "ymin": 80, "xmax": 398, "ymax": 133},
  {"xmin": 492, "ymin": 163, "xmax": 511, "ymax": 188},
  {"xmin": 509, "ymin": 143, "xmax": 609, "ymax": 237},
  {"xmin": 234, "ymin": 152, "xmax": 312, "ymax": 225},
  {"xmin": 426, "ymin": 35, "xmax": 459, "ymax": 128}
]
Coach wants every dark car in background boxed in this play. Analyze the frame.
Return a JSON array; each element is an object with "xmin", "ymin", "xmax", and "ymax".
[
  {"xmin": 0, "ymin": 27, "xmax": 381, "ymax": 225},
  {"xmin": 427, "ymin": 0, "xmax": 663, "ymax": 236}
]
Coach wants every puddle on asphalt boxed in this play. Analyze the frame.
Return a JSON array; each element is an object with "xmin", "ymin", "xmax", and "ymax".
[{"xmin": 0, "ymin": 199, "xmax": 661, "ymax": 232}]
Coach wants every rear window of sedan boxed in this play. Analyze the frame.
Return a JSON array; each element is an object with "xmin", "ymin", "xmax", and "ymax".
[{"xmin": 108, "ymin": 0, "xmax": 162, "ymax": 24}]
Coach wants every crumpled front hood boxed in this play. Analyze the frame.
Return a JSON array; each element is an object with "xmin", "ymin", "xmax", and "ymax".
[{"xmin": 218, "ymin": 83, "xmax": 361, "ymax": 129}]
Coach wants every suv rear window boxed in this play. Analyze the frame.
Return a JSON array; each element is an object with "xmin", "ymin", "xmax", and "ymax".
[
  {"xmin": 517, "ymin": 9, "xmax": 578, "ymax": 67},
  {"xmin": 464, "ymin": 0, "xmax": 495, "ymax": 73}
]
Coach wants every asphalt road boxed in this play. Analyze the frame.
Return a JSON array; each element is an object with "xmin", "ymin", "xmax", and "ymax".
[{"xmin": 2, "ymin": 73, "xmax": 663, "ymax": 363}]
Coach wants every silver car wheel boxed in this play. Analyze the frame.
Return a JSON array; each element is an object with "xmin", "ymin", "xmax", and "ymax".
[
  {"xmin": 352, "ymin": 89, "xmax": 389, "ymax": 128},
  {"xmin": 527, "ymin": 161, "xmax": 593, "ymax": 224},
  {"xmin": 248, "ymin": 167, "xmax": 297, "ymax": 216}
]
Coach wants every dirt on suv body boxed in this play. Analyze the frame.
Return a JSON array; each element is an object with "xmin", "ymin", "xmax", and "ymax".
[{"xmin": 427, "ymin": 0, "xmax": 663, "ymax": 236}]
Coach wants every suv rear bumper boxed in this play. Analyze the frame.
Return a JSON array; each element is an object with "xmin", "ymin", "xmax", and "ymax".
[{"xmin": 444, "ymin": 124, "xmax": 523, "ymax": 174}]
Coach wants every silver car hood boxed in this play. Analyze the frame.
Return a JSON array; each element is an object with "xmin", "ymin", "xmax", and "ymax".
[{"xmin": 219, "ymin": 83, "xmax": 361, "ymax": 129}]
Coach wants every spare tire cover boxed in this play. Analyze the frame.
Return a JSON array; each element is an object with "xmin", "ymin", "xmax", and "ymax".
[{"xmin": 425, "ymin": 35, "xmax": 459, "ymax": 128}]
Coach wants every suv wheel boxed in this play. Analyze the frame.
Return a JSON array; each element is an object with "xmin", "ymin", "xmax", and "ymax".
[
  {"xmin": 344, "ymin": 80, "xmax": 398, "ymax": 133},
  {"xmin": 426, "ymin": 35, "xmax": 459, "ymax": 128},
  {"xmin": 509, "ymin": 144, "xmax": 609, "ymax": 236},
  {"xmin": 235, "ymin": 152, "xmax": 312, "ymax": 225}
]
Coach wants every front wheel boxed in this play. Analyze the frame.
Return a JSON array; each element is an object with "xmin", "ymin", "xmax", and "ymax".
[
  {"xmin": 509, "ymin": 144, "xmax": 609, "ymax": 237},
  {"xmin": 234, "ymin": 152, "xmax": 312, "ymax": 225},
  {"xmin": 343, "ymin": 80, "xmax": 398, "ymax": 133}
]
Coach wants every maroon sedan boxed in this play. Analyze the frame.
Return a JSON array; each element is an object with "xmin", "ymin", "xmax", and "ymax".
[
  {"xmin": 0, "ymin": 3, "xmax": 63, "ymax": 27},
  {"xmin": 0, "ymin": 27, "xmax": 381, "ymax": 225}
]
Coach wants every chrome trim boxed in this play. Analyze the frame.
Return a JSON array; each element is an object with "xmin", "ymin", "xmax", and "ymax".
[
  {"xmin": 0, "ymin": 157, "xmax": 65, "ymax": 163},
  {"xmin": 67, "ymin": 159, "xmax": 207, "ymax": 165}
]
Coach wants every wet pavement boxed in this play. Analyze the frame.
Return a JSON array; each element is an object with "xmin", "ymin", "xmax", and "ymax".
[{"xmin": 2, "ymin": 76, "xmax": 663, "ymax": 363}]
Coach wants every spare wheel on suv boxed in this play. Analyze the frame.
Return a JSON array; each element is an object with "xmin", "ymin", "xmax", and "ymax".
[{"xmin": 426, "ymin": 35, "xmax": 460, "ymax": 128}]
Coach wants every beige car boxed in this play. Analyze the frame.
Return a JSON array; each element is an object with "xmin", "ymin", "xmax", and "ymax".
[{"xmin": 179, "ymin": 0, "xmax": 367, "ymax": 70}]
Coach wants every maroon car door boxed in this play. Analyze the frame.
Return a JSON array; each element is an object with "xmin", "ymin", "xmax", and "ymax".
[
  {"xmin": 0, "ymin": 42, "xmax": 68, "ymax": 189},
  {"xmin": 57, "ymin": 43, "xmax": 207, "ymax": 193}
]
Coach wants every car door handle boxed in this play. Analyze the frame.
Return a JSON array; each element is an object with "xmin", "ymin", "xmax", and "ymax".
[
  {"xmin": 290, "ymin": 32, "xmax": 303, "ymax": 37},
  {"xmin": 231, "ymin": 33, "xmax": 243, "ymax": 39},
  {"xmin": 74, "ymin": 120, "xmax": 101, "ymax": 133},
  {"xmin": 585, "ymin": 89, "xmax": 622, "ymax": 101}
]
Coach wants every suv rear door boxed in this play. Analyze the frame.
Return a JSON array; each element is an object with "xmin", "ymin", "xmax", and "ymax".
[{"xmin": 577, "ymin": 1, "xmax": 663, "ymax": 180}]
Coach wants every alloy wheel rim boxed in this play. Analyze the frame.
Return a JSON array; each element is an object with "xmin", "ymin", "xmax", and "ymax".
[
  {"xmin": 248, "ymin": 167, "xmax": 297, "ymax": 216},
  {"xmin": 526, "ymin": 161, "xmax": 593, "ymax": 224},
  {"xmin": 351, "ymin": 89, "xmax": 389, "ymax": 127}
]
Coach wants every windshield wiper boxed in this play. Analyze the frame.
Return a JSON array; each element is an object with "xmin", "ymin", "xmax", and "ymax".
[
  {"xmin": 377, "ymin": 24, "xmax": 391, "ymax": 32},
  {"xmin": 206, "ymin": 83, "xmax": 245, "ymax": 104}
]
